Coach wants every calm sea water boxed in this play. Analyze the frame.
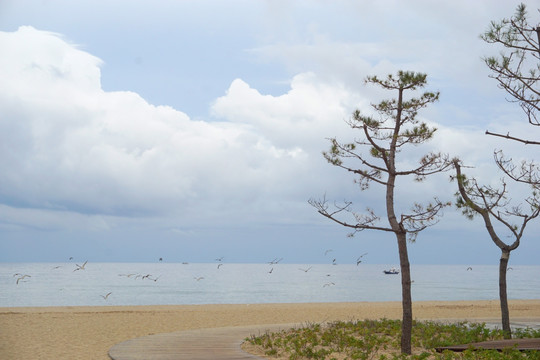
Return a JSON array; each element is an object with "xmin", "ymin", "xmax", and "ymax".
[{"xmin": 1, "ymin": 263, "xmax": 539, "ymax": 307}]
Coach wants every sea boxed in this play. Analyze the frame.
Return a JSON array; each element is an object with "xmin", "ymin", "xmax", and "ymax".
[{"xmin": 1, "ymin": 263, "xmax": 539, "ymax": 307}]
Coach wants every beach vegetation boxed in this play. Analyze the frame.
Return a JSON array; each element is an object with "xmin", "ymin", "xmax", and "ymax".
[
  {"xmin": 243, "ymin": 319, "xmax": 540, "ymax": 360},
  {"xmin": 309, "ymin": 71, "xmax": 453, "ymax": 354}
]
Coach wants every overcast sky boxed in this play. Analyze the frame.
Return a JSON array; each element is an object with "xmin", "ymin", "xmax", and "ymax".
[{"xmin": 1, "ymin": 0, "xmax": 539, "ymax": 265}]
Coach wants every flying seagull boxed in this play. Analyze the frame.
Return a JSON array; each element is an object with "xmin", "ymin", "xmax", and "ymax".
[
  {"xmin": 467, "ymin": 267, "xmax": 473, "ymax": 271},
  {"xmin": 324, "ymin": 249, "xmax": 333, "ymax": 256},
  {"xmin": 323, "ymin": 282, "xmax": 335, "ymax": 287},
  {"xmin": 268, "ymin": 258, "xmax": 283, "ymax": 265},
  {"xmin": 299, "ymin": 267, "xmax": 312, "ymax": 273},
  {"xmin": 215, "ymin": 256, "xmax": 224, "ymax": 262},
  {"xmin": 16, "ymin": 274, "xmax": 31, "ymax": 284},
  {"xmin": 74, "ymin": 261, "xmax": 88, "ymax": 272},
  {"xmin": 356, "ymin": 253, "xmax": 368, "ymax": 266},
  {"xmin": 118, "ymin": 273, "xmax": 137, "ymax": 278},
  {"xmin": 194, "ymin": 276, "xmax": 204, "ymax": 281},
  {"xmin": 100, "ymin": 292, "xmax": 112, "ymax": 300}
]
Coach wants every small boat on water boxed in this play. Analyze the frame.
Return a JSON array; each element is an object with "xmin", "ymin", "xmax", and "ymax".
[{"xmin": 383, "ymin": 267, "xmax": 399, "ymax": 275}]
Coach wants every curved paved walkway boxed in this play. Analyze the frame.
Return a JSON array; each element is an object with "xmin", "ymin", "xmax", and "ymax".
[
  {"xmin": 109, "ymin": 324, "xmax": 294, "ymax": 360},
  {"xmin": 109, "ymin": 320, "xmax": 540, "ymax": 360}
]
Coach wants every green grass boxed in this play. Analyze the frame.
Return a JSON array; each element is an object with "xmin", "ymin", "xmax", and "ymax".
[{"xmin": 244, "ymin": 319, "xmax": 540, "ymax": 360}]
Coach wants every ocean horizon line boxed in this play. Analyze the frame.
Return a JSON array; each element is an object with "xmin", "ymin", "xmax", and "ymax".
[{"xmin": 2, "ymin": 261, "xmax": 537, "ymax": 265}]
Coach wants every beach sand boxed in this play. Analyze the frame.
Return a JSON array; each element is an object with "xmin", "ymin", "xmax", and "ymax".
[{"xmin": 1, "ymin": 300, "xmax": 540, "ymax": 360}]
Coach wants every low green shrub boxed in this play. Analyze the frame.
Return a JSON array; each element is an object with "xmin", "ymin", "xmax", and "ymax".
[{"xmin": 244, "ymin": 319, "xmax": 540, "ymax": 360}]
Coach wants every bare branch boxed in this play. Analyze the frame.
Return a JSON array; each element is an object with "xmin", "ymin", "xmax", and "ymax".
[
  {"xmin": 400, "ymin": 199, "xmax": 451, "ymax": 242},
  {"xmin": 308, "ymin": 196, "xmax": 393, "ymax": 234},
  {"xmin": 494, "ymin": 149, "xmax": 540, "ymax": 187},
  {"xmin": 397, "ymin": 152, "xmax": 453, "ymax": 180},
  {"xmin": 485, "ymin": 130, "xmax": 540, "ymax": 144}
]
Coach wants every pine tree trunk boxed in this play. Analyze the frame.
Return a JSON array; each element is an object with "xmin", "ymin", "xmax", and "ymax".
[
  {"xmin": 397, "ymin": 231, "xmax": 412, "ymax": 354},
  {"xmin": 499, "ymin": 250, "xmax": 511, "ymax": 338}
]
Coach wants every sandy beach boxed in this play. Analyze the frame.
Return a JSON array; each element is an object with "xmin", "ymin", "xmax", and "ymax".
[{"xmin": 1, "ymin": 300, "xmax": 540, "ymax": 360}]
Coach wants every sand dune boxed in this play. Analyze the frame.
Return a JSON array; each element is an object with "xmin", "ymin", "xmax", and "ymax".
[{"xmin": 1, "ymin": 300, "xmax": 539, "ymax": 360}]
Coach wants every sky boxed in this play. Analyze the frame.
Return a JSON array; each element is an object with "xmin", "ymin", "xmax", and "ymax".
[{"xmin": 0, "ymin": 0, "xmax": 539, "ymax": 265}]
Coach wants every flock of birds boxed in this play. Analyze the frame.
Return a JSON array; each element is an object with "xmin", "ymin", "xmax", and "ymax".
[
  {"xmin": 12, "ymin": 258, "xmax": 114, "ymax": 299},
  {"xmin": 11, "ymin": 251, "xmax": 496, "ymax": 303},
  {"xmin": 11, "ymin": 251, "xmax": 364, "ymax": 301},
  {"xmin": 13, "ymin": 258, "xmax": 88, "ymax": 285},
  {"xmin": 12, "ymin": 258, "xmax": 165, "ymax": 301}
]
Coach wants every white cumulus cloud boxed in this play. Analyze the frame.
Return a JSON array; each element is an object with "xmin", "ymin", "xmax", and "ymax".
[{"xmin": 0, "ymin": 27, "xmax": 360, "ymax": 230}]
